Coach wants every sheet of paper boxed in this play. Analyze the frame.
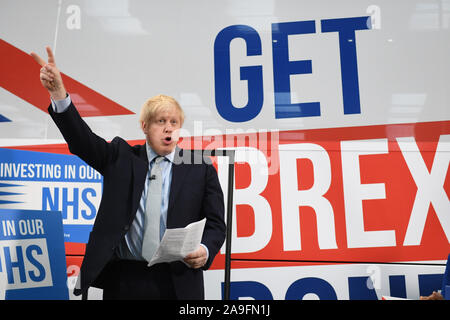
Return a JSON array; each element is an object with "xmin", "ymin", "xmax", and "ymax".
[{"xmin": 148, "ymin": 218, "xmax": 206, "ymax": 267}]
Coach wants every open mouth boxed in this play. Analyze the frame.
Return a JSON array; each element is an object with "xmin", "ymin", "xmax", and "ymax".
[{"xmin": 164, "ymin": 136, "xmax": 172, "ymax": 143}]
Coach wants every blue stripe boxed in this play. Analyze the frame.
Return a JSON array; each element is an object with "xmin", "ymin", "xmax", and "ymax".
[
  {"xmin": 0, "ymin": 200, "xmax": 22, "ymax": 204},
  {"xmin": 0, "ymin": 114, "xmax": 11, "ymax": 122},
  {"xmin": 0, "ymin": 182, "xmax": 23, "ymax": 188},
  {"xmin": 0, "ymin": 191, "xmax": 23, "ymax": 196}
]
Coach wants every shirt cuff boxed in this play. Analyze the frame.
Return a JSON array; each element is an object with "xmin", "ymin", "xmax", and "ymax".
[
  {"xmin": 51, "ymin": 93, "xmax": 71, "ymax": 113},
  {"xmin": 200, "ymin": 243, "xmax": 209, "ymax": 261}
]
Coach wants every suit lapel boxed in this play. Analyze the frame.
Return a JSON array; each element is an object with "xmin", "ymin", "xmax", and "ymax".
[
  {"xmin": 130, "ymin": 144, "xmax": 148, "ymax": 218},
  {"xmin": 167, "ymin": 147, "xmax": 190, "ymax": 226}
]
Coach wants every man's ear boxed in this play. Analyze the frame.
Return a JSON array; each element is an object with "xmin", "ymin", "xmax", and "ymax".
[{"xmin": 141, "ymin": 121, "xmax": 147, "ymax": 134}]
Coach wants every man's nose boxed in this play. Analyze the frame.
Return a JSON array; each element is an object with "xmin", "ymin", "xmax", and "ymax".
[{"xmin": 164, "ymin": 123, "xmax": 173, "ymax": 132}]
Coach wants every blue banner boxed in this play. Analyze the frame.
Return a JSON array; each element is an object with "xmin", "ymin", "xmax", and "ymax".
[
  {"xmin": 0, "ymin": 209, "xmax": 68, "ymax": 299},
  {"xmin": 0, "ymin": 148, "xmax": 103, "ymax": 243}
]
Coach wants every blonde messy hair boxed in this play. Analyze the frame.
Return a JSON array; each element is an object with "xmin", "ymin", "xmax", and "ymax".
[{"xmin": 139, "ymin": 94, "xmax": 185, "ymax": 126}]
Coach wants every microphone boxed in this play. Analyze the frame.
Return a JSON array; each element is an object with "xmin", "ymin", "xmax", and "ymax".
[{"xmin": 149, "ymin": 175, "xmax": 156, "ymax": 180}]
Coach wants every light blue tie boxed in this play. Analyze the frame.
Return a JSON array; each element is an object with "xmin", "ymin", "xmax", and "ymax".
[{"xmin": 141, "ymin": 156, "xmax": 164, "ymax": 263}]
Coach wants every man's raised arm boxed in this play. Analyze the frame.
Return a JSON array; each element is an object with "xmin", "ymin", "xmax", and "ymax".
[{"xmin": 30, "ymin": 46, "xmax": 111, "ymax": 173}]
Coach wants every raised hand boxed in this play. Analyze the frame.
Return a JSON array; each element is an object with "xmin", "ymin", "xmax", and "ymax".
[{"xmin": 30, "ymin": 46, "xmax": 67, "ymax": 100}]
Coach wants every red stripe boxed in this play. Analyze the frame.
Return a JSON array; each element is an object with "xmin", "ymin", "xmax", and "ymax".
[{"xmin": 0, "ymin": 39, "xmax": 134, "ymax": 117}]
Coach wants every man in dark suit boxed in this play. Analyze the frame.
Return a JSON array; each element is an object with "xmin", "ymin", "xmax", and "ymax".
[{"xmin": 31, "ymin": 47, "xmax": 225, "ymax": 299}]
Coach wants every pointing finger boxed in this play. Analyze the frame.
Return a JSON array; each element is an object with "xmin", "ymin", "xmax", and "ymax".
[
  {"xmin": 30, "ymin": 51, "xmax": 46, "ymax": 67},
  {"xmin": 46, "ymin": 46, "xmax": 55, "ymax": 64}
]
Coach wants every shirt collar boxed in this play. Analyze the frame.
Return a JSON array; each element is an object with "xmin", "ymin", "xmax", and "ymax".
[{"xmin": 145, "ymin": 142, "xmax": 175, "ymax": 164}]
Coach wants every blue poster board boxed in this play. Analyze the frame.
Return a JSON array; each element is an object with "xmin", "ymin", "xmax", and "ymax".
[
  {"xmin": 0, "ymin": 148, "xmax": 103, "ymax": 244},
  {"xmin": 0, "ymin": 209, "xmax": 68, "ymax": 299}
]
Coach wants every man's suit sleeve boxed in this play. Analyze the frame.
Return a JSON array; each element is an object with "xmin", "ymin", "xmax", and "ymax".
[
  {"xmin": 201, "ymin": 163, "xmax": 226, "ymax": 270},
  {"xmin": 48, "ymin": 102, "xmax": 117, "ymax": 175}
]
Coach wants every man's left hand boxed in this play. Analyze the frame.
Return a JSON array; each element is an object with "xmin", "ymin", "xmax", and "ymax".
[{"xmin": 183, "ymin": 246, "xmax": 207, "ymax": 269}]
